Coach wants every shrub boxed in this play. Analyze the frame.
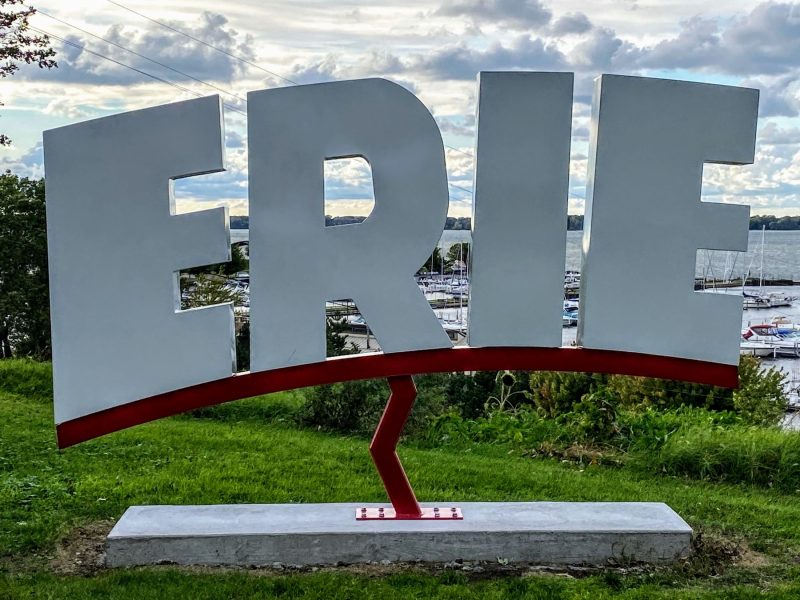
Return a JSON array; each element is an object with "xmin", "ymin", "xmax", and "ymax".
[
  {"xmin": 443, "ymin": 371, "xmax": 498, "ymax": 418},
  {"xmin": 604, "ymin": 375, "xmax": 733, "ymax": 411},
  {"xmin": 733, "ymin": 355, "xmax": 787, "ymax": 426},
  {"xmin": 302, "ymin": 375, "xmax": 448, "ymax": 438},
  {"xmin": 562, "ymin": 388, "xmax": 620, "ymax": 444},
  {"xmin": 425, "ymin": 405, "xmax": 563, "ymax": 448},
  {"xmin": 528, "ymin": 371, "xmax": 608, "ymax": 417}
]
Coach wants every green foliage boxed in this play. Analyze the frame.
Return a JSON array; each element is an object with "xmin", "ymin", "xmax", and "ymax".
[
  {"xmin": 604, "ymin": 374, "xmax": 733, "ymax": 411},
  {"xmin": 184, "ymin": 244, "xmax": 248, "ymax": 277},
  {"xmin": 650, "ymin": 425, "xmax": 800, "ymax": 492},
  {"xmin": 302, "ymin": 378, "xmax": 389, "ymax": 435},
  {"xmin": 302, "ymin": 375, "xmax": 448, "ymax": 438},
  {"xmin": 749, "ymin": 214, "xmax": 800, "ymax": 230},
  {"xmin": 326, "ymin": 316, "xmax": 356, "ymax": 357},
  {"xmin": 564, "ymin": 388, "xmax": 621, "ymax": 444},
  {"xmin": 5, "ymin": 359, "xmax": 800, "ymax": 596},
  {"xmin": 425, "ymin": 404, "xmax": 563, "ymax": 448},
  {"xmin": 733, "ymin": 355, "xmax": 787, "ymax": 426},
  {"xmin": 180, "ymin": 273, "xmax": 244, "ymax": 310},
  {"xmin": 528, "ymin": 370, "xmax": 608, "ymax": 417},
  {"xmin": 0, "ymin": 171, "xmax": 50, "ymax": 359},
  {"xmin": 418, "ymin": 246, "xmax": 443, "ymax": 274},
  {"xmin": 445, "ymin": 242, "xmax": 470, "ymax": 272},
  {"xmin": 0, "ymin": 357, "xmax": 51, "ymax": 398},
  {"xmin": 442, "ymin": 370, "xmax": 497, "ymax": 418},
  {"xmin": 0, "ymin": 1, "xmax": 57, "ymax": 145}
]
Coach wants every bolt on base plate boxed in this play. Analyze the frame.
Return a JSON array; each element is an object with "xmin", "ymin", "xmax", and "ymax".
[{"xmin": 356, "ymin": 506, "xmax": 463, "ymax": 520}]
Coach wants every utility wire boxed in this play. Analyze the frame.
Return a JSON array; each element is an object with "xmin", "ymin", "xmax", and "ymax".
[
  {"xmin": 37, "ymin": 10, "xmax": 248, "ymax": 106},
  {"xmin": 448, "ymin": 182, "xmax": 474, "ymax": 195},
  {"xmin": 46, "ymin": 3, "xmax": 474, "ymax": 191},
  {"xmin": 103, "ymin": 0, "xmax": 298, "ymax": 86},
  {"xmin": 102, "ymin": 0, "xmax": 477, "ymax": 164},
  {"xmin": 30, "ymin": 26, "xmax": 247, "ymax": 116}
]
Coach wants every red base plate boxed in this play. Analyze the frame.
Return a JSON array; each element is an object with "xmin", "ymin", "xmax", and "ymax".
[{"xmin": 356, "ymin": 507, "xmax": 463, "ymax": 520}]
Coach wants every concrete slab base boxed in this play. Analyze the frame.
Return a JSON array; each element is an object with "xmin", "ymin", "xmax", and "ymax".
[{"xmin": 106, "ymin": 502, "xmax": 692, "ymax": 568}]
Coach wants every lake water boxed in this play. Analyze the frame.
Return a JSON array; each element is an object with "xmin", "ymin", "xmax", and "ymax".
[
  {"xmin": 233, "ymin": 227, "xmax": 800, "ymax": 395},
  {"xmin": 234, "ymin": 229, "xmax": 800, "ymax": 282}
]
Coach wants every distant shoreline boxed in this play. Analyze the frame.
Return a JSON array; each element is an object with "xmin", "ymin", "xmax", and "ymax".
[{"xmin": 229, "ymin": 215, "xmax": 800, "ymax": 231}]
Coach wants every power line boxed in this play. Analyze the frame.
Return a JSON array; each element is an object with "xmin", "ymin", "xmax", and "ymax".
[
  {"xmin": 37, "ymin": 10, "xmax": 248, "ymax": 106},
  {"xmin": 102, "ymin": 0, "xmax": 477, "ymax": 161},
  {"xmin": 30, "ymin": 26, "xmax": 247, "ymax": 116},
  {"xmin": 445, "ymin": 145, "xmax": 474, "ymax": 158},
  {"xmin": 103, "ymin": 0, "xmax": 298, "ymax": 86},
  {"xmin": 449, "ymin": 182, "xmax": 473, "ymax": 195}
]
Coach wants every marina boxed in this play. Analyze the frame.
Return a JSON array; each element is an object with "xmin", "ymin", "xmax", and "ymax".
[{"xmin": 226, "ymin": 228, "xmax": 800, "ymax": 403}]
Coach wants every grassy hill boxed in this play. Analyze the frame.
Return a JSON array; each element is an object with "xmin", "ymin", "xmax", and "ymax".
[{"xmin": 2, "ymin": 359, "xmax": 800, "ymax": 598}]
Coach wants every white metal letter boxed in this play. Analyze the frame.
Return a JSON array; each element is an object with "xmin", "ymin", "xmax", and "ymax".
[
  {"xmin": 248, "ymin": 79, "xmax": 451, "ymax": 371},
  {"xmin": 468, "ymin": 72, "xmax": 573, "ymax": 347},
  {"xmin": 577, "ymin": 76, "xmax": 758, "ymax": 364},
  {"xmin": 44, "ymin": 96, "xmax": 234, "ymax": 424}
]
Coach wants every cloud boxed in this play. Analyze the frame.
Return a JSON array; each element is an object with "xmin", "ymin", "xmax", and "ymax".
[
  {"xmin": 548, "ymin": 12, "xmax": 593, "ymax": 36},
  {"xmin": 569, "ymin": 27, "xmax": 641, "ymax": 71},
  {"xmin": 412, "ymin": 35, "xmax": 566, "ymax": 80},
  {"xmin": 759, "ymin": 123, "xmax": 800, "ymax": 146},
  {"xmin": 435, "ymin": 0, "xmax": 552, "ymax": 30},
  {"xmin": 640, "ymin": 3, "xmax": 800, "ymax": 76},
  {"xmin": 289, "ymin": 51, "xmax": 409, "ymax": 86},
  {"xmin": 742, "ymin": 75, "xmax": 800, "ymax": 118},
  {"xmin": 26, "ymin": 12, "xmax": 255, "ymax": 86},
  {"xmin": 1, "ymin": 142, "xmax": 44, "ymax": 178}
]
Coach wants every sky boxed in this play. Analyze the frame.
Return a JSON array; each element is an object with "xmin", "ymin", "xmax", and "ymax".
[{"xmin": 2, "ymin": 0, "xmax": 800, "ymax": 218}]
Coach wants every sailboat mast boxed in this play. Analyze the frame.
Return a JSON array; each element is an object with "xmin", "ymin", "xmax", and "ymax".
[{"xmin": 759, "ymin": 225, "xmax": 766, "ymax": 289}]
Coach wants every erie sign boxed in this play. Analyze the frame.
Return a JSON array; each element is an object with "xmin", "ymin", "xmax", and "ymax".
[{"xmin": 43, "ymin": 72, "xmax": 759, "ymax": 446}]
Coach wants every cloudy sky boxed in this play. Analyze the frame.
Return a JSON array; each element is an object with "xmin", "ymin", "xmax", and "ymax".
[{"xmin": 3, "ymin": 0, "xmax": 800, "ymax": 217}]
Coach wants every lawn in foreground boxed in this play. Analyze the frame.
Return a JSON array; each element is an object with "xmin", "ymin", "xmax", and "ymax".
[{"xmin": 2, "ymin": 360, "xmax": 800, "ymax": 598}]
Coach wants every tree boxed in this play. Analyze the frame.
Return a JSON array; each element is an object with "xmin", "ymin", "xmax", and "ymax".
[
  {"xmin": 185, "ymin": 243, "xmax": 248, "ymax": 277},
  {"xmin": 445, "ymin": 242, "xmax": 470, "ymax": 273},
  {"xmin": 418, "ymin": 246, "xmax": 443, "ymax": 275},
  {"xmin": 0, "ymin": 171, "xmax": 49, "ymax": 358},
  {"xmin": 1, "ymin": 0, "xmax": 57, "ymax": 145},
  {"xmin": 180, "ymin": 273, "xmax": 245, "ymax": 310}
]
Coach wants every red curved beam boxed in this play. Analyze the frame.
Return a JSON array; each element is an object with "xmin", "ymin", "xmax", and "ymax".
[{"xmin": 56, "ymin": 346, "xmax": 738, "ymax": 448}]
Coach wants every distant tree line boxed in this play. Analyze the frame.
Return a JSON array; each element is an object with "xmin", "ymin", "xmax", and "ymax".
[
  {"xmin": 748, "ymin": 215, "xmax": 800, "ymax": 230},
  {"xmin": 231, "ymin": 214, "xmax": 800, "ymax": 231},
  {"xmin": 234, "ymin": 215, "xmax": 587, "ymax": 230}
]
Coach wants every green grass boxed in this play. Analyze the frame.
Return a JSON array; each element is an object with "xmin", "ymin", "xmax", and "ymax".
[
  {"xmin": 646, "ymin": 425, "xmax": 800, "ymax": 492},
  {"xmin": 3, "ymin": 360, "xmax": 800, "ymax": 598}
]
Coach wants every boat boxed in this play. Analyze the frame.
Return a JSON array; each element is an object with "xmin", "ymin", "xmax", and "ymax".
[
  {"xmin": 742, "ymin": 326, "xmax": 800, "ymax": 358},
  {"xmin": 739, "ymin": 340, "xmax": 778, "ymax": 358},
  {"xmin": 743, "ymin": 291, "xmax": 795, "ymax": 309}
]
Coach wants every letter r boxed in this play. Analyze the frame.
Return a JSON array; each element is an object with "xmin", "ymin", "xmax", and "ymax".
[{"xmin": 248, "ymin": 79, "xmax": 452, "ymax": 371}]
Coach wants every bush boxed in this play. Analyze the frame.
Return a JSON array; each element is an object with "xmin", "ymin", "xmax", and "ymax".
[
  {"xmin": 424, "ymin": 405, "xmax": 564, "ymax": 448},
  {"xmin": 650, "ymin": 425, "xmax": 800, "ymax": 492},
  {"xmin": 733, "ymin": 355, "xmax": 787, "ymax": 426},
  {"xmin": 604, "ymin": 375, "xmax": 733, "ymax": 412},
  {"xmin": 562, "ymin": 388, "xmax": 620, "ymax": 444},
  {"xmin": 528, "ymin": 371, "xmax": 608, "ymax": 417},
  {"xmin": 302, "ymin": 375, "xmax": 448, "ymax": 438},
  {"xmin": 443, "ymin": 371, "xmax": 498, "ymax": 418}
]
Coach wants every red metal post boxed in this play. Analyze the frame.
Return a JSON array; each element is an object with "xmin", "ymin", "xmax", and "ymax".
[{"xmin": 368, "ymin": 375, "xmax": 423, "ymax": 518}]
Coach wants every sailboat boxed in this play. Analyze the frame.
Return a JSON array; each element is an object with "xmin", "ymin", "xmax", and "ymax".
[{"xmin": 742, "ymin": 226, "xmax": 795, "ymax": 309}]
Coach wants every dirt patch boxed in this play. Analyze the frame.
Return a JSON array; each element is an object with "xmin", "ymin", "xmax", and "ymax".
[
  {"xmin": 49, "ymin": 520, "xmax": 114, "ymax": 576},
  {"xmin": 673, "ymin": 530, "xmax": 770, "ymax": 578}
]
